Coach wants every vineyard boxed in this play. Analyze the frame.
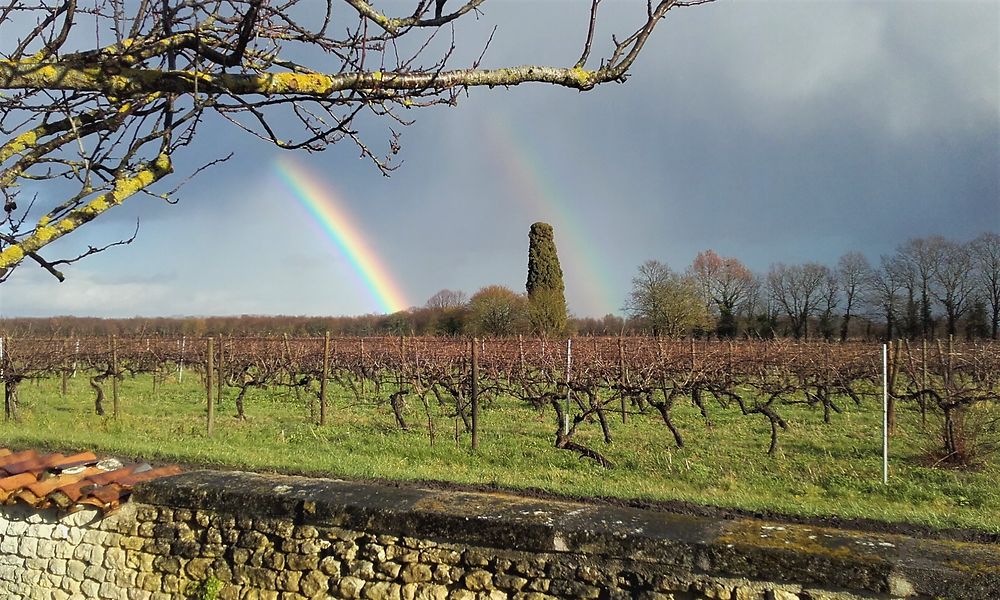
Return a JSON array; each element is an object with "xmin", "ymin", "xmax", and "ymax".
[{"xmin": 2, "ymin": 336, "xmax": 999, "ymax": 532}]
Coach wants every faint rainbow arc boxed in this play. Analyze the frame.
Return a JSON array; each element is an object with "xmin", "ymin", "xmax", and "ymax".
[
  {"xmin": 274, "ymin": 159, "xmax": 408, "ymax": 314},
  {"xmin": 483, "ymin": 117, "xmax": 619, "ymax": 316}
]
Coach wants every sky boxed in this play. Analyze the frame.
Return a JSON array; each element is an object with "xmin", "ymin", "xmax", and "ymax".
[{"xmin": 1, "ymin": 0, "xmax": 998, "ymax": 319}]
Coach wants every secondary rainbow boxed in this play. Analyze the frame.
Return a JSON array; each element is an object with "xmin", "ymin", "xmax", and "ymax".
[
  {"xmin": 483, "ymin": 116, "xmax": 619, "ymax": 316},
  {"xmin": 274, "ymin": 158, "xmax": 408, "ymax": 314}
]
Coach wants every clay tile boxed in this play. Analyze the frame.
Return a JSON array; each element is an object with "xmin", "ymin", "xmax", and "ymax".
[
  {"xmin": 0, "ymin": 450, "xmax": 39, "ymax": 470},
  {"xmin": 2, "ymin": 454, "xmax": 65, "ymax": 476},
  {"xmin": 48, "ymin": 467, "xmax": 133, "ymax": 507},
  {"xmin": 80, "ymin": 484, "xmax": 123, "ymax": 507},
  {"xmin": 85, "ymin": 465, "xmax": 141, "ymax": 487},
  {"xmin": 116, "ymin": 465, "xmax": 182, "ymax": 488},
  {"xmin": 5, "ymin": 449, "xmax": 181, "ymax": 511},
  {"xmin": 26, "ymin": 468, "xmax": 103, "ymax": 499},
  {"xmin": 49, "ymin": 452, "xmax": 98, "ymax": 470},
  {"xmin": 0, "ymin": 472, "xmax": 39, "ymax": 502},
  {"xmin": 13, "ymin": 489, "xmax": 41, "ymax": 507}
]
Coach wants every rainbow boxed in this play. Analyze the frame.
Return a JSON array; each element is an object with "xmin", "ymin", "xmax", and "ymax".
[
  {"xmin": 274, "ymin": 158, "xmax": 409, "ymax": 314},
  {"xmin": 483, "ymin": 116, "xmax": 619, "ymax": 316}
]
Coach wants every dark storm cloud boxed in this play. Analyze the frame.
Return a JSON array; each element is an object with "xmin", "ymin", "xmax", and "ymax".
[{"xmin": 2, "ymin": 1, "xmax": 997, "ymax": 317}]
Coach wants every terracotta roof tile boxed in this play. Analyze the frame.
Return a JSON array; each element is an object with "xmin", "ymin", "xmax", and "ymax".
[
  {"xmin": 0, "ymin": 473, "xmax": 38, "ymax": 496},
  {"xmin": 25, "ymin": 467, "xmax": 103, "ymax": 498},
  {"xmin": 0, "ymin": 450, "xmax": 39, "ymax": 469},
  {"xmin": 0, "ymin": 448, "xmax": 180, "ymax": 513},
  {"xmin": 1, "ymin": 453, "xmax": 69, "ymax": 476}
]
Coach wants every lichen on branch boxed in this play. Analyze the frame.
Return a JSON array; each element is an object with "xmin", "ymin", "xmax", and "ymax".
[
  {"xmin": 0, "ymin": 0, "xmax": 705, "ymax": 280},
  {"xmin": 0, "ymin": 154, "xmax": 172, "ymax": 271}
]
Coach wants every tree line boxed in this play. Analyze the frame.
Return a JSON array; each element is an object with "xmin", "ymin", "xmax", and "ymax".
[
  {"xmin": 2, "ymin": 231, "xmax": 996, "ymax": 341},
  {"xmin": 623, "ymin": 232, "xmax": 1000, "ymax": 341}
]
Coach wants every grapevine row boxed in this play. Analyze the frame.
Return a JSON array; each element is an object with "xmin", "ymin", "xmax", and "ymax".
[{"xmin": 2, "ymin": 337, "xmax": 997, "ymax": 467}]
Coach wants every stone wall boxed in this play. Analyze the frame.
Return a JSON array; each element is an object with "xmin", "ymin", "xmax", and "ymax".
[{"xmin": 0, "ymin": 470, "xmax": 997, "ymax": 600}]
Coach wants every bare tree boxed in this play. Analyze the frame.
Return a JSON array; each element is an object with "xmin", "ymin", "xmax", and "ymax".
[
  {"xmin": 625, "ymin": 260, "xmax": 710, "ymax": 337},
  {"xmin": 0, "ymin": 0, "xmax": 711, "ymax": 281},
  {"xmin": 766, "ymin": 262, "xmax": 829, "ymax": 340},
  {"xmin": 896, "ymin": 236, "xmax": 946, "ymax": 338},
  {"xmin": 740, "ymin": 272, "xmax": 778, "ymax": 338},
  {"xmin": 689, "ymin": 249, "xmax": 754, "ymax": 337},
  {"xmin": 970, "ymin": 232, "xmax": 1000, "ymax": 339},
  {"xmin": 889, "ymin": 254, "xmax": 920, "ymax": 339},
  {"xmin": 425, "ymin": 289, "xmax": 467, "ymax": 310},
  {"xmin": 817, "ymin": 267, "xmax": 839, "ymax": 341},
  {"xmin": 836, "ymin": 251, "xmax": 872, "ymax": 341},
  {"xmin": 868, "ymin": 256, "xmax": 905, "ymax": 340},
  {"xmin": 932, "ymin": 239, "xmax": 976, "ymax": 337}
]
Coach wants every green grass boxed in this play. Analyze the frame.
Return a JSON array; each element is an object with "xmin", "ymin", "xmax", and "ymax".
[{"xmin": 3, "ymin": 373, "xmax": 998, "ymax": 534}]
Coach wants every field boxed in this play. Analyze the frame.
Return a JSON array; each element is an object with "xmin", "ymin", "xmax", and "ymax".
[{"xmin": 2, "ymin": 344, "xmax": 998, "ymax": 535}]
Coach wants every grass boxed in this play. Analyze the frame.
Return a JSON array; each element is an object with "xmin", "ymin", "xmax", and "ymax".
[{"xmin": 2, "ymin": 372, "xmax": 998, "ymax": 534}]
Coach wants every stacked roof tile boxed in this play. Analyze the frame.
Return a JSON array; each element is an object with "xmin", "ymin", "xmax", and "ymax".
[{"xmin": 0, "ymin": 449, "xmax": 180, "ymax": 513}]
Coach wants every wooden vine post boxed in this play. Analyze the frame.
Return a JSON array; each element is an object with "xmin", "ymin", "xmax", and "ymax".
[
  {"xmin": 217, "ymin": 336, "xmax": 225, "ymax": 407},
  {"xmin": 359, "ymin": 338, "xmax": 366, "ymax": 398},
  {"xmin": 0, "ymin": 336, "xmax": 8, "ymax": 421},
  {"xmin": 517, "ymin": 334, "xmax": 525, "ymax": 375},
  {"xmin": 470, "ymin": 338, "xmax": 480, "ymax": 451},
  {"xmin": 206, "ymin": 337, "xmax": 215, "ymax": 436},
  {"xmin": 147, "ymin": 338, "xmax": 158, "ymax": 398},
  {"xmin": 320, "ymin": 332, "xmax": 330, "ymax": 426},
  {"xmin": 618, "ymin": 337, "xmax": 627, "ymax": 424},
  {"xmin": 885, "ymin": 339, "xmax": 900, "ymax": 434},
  {"xmin": 398, "ymin": 335, "xmax": 406, "ymax": 404},
  {"xmin": 565, "ymin": 338, "xmax": 573, "ymax": 436},
  {"xmin": 921, "ymin": 338, "xmax": 929, "ymax": 426},
  {"xmin": 947, "ymin": 334, "xmax": 954, "ymax": 387},
  {"xmin": 111, "ymin": 335, "xmax": 120, "ymax": 419},
  {"xmin": 60, "ymin": 339, "xmax": 68, "ymax": 397}
]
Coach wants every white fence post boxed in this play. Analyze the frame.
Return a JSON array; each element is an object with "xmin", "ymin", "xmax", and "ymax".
[{"xmin": 882, "ymin": 343, "xmax": 889, "ymax": 485}]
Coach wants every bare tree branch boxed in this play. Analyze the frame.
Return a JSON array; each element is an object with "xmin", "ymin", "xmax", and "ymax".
[{"xmin": 0, "ymin": 0, "xmax": 712, "ymax": 279}]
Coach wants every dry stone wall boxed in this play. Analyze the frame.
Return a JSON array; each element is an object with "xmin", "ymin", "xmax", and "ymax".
[{"xmin": 0, "ymin": 470, "xmax": 997, "ymax": 600}]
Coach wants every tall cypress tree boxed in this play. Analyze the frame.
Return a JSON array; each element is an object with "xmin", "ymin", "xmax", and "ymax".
[{"xmin": 526, "ymin": 222, "xmax": 568, "ymax": 335}]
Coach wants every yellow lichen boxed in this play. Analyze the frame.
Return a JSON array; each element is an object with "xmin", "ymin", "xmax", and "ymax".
[
  {"xmin": 570, "ymin": 66, "xmax": 594, "ymax": 86},
  {"xmin": 0, "ymin": 245, "xmax": 25, "ymax": 269},
  {"xmin": 56, "ymin": 218, "xmax": 77, "ymax": 233},
  {"xmin": 0, "ymin": 151, "xmax": 172, "ymax": 270},
  {"xmin": 154, "ymin": 153, "xmax": 172, "ymax": 172},
  {"xmin": 37, "ymin": 65, "xmax": 59, "ymax": 80},
  {"xmin": 77, "ymin": 196, "xmax": 109, "ymax": 219},
  {"xmin": 1, "ymin": 129, "xmax": 38, "ymax": 161},
  {"xmin": 945, "ymin": 558, "xmax": 1000, "ymax": 575},
  {"xmin": 34, "ymin": 225, "xmax": 57, "ymax": 243},
  {"xmin": 372, "ymin": 71, "xmax": 384, "ymax": 82}
]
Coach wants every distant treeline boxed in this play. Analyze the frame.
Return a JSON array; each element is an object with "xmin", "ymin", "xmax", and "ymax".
[
  {"xmin": 3, "ymin": 231, "xmax": 997, "ymax": 341},
  {"xmin": 0, "ymin": 312, "xmax": 630, "ymax": 338},
  {"xmin": 0, "ymin": 309, "xmax": 908, "ymax": 340}
]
